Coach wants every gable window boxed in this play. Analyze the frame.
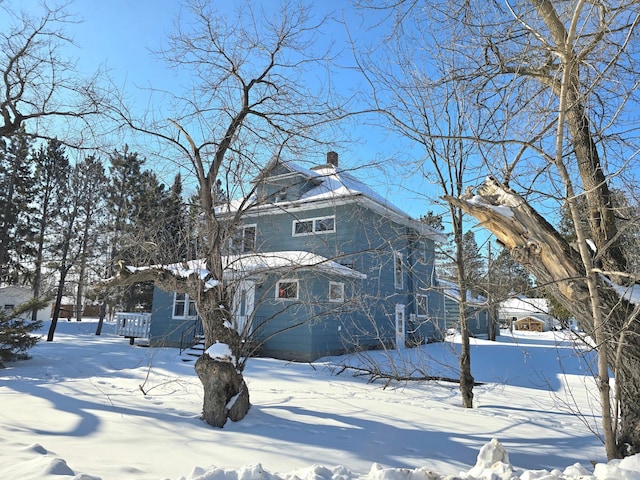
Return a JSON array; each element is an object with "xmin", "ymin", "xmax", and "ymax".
[
  {"xmin": 292, "ymin": 215, "xmax": 335, "ymax": 236},
  {"xmin": 173, "ymin": 293, "xmax": 197, "ymax": 318},
  {"xmin": 230, "ymin": 225, "xmax": 256, "ymax": 253},
  {"xmin": 394, "ymin": 252, "xmax": 404, "ymax": 289},
  {"xmin": 329, "ymin": 281, "xmax": 345, "ymax": 302},
  {"xmin": 416, "ymin": 294, "xmax": 428, "ymax": 318},
  {"xmin": 276, "ymin": 280, "xmax": 299, "ymax": 300}
]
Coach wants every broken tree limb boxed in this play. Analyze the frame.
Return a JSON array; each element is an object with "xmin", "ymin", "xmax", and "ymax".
[{"xmin": 445, "ymin": 176, "xmax": 640, "ymax": 457}]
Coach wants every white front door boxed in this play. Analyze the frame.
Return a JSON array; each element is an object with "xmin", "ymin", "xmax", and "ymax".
[
  {"xmin": 395, "ymin": 303, "xmax": 405, "ymax": 350},
  {"xmin": 233, "ymin": 280, "xmax": 255, "ymax": 336}
]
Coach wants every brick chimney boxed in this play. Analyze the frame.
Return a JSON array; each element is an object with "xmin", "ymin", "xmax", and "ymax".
[{"xmin": 327, "ymin": 151, "xmax": 338, "ymax": 167}]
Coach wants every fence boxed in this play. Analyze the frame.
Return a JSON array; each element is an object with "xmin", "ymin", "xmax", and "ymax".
[{"xmin": 115, "ymin": 312, "xmax": 151, "ymax": 344}]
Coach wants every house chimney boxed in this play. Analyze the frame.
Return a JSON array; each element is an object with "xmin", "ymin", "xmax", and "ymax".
[{"xmin": 327, "ymin": 151, "xmax": 338, "ymax": 167}]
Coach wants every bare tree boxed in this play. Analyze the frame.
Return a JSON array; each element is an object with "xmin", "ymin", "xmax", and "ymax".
[
  {"xmin": 0, "ymin": 2, "xmax": 102, "ymax": 142},
  {"xmin": 350, "ymin": 3, "xmax": 494, "ymax": 408},
  {"xmin": 355, "ymin": 0, "xmax": 640, "ymax": 458},
  {"xmin": 423, "ymin": 1, "xmax": 639, "ymax": 458},
  {"xmin": 102, "ymin": 0, "xmax": 345, "ymax": 428}
]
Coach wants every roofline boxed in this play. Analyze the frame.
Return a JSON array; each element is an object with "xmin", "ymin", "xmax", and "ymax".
[{"xmin": 235, "ymin": 194, "xmax": 447, "ymax": 242}]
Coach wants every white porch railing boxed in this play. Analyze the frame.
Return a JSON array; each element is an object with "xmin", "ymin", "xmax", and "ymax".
[{"xmin": 115, "ymin": 312, "xmax": 151, "ymax": 344}]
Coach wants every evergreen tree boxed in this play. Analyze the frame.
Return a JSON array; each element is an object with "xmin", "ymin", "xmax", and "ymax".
[
  {"xmin": 486, "ymin": 246, "xmax": 534, "ymax": 300},
  {"xmin": 420, "ymin": 210, "xmax": 445, "ymax": 231},
  {"xmin": 461, "ymin": 230, "xmax": 484, "ymax": 287},
  {"xmin": 0, "ymin": 128, "xmax": 36, "ymax": 285},
  {"xmin": 0, "ymin": 297, "xmax": 45, "ymax": 367},
  {"xmin": 105, "ymin": 147, "xmax": 146, "ymax": 312},
  {"xmin": 105, "ymin": 148, "xmax": 180, "ymax": 312},
  {"xmin": 31, "ymin": 139, "xmax": 68, "ymax": 319},
  {"xmin": 46, "ymin": 148, "xmax": 73, "ymax": 341},
  {"xmin": 73, "ymin": 155, "xmax": 107, "ymax": 321},
  {"xmin": 163, "ymin": 173, "xmax": 189, "ymax": 261}
]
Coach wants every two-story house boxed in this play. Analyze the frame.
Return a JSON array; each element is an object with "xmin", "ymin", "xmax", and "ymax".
[{"xmin": 146, "ymin": 152, "xmax": 446, "ymax": 361}]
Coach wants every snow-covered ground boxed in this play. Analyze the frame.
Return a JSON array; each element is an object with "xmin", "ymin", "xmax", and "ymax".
[{"xmin": 1, "ymin": 320, "xmax": 639, "ymax": 479}]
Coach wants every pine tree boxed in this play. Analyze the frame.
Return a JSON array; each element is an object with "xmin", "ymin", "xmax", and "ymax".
[
  {"xmin": 163, "ymin": 173, "xmax": 188, "ymax": 261},
  {"xmin": 461, "ymin": 230, "xmax": 484, "ymax": 287},
  {"xmin": 485, "ymin": 246, "xmax": 534, "ymax": 301},
  {"xmin": 0, "ymin": 128, "xmax": 36, "ymax": 285},
  {"xmin": 0, "ymin": 298, "xmax": 45, "ymax": 367},
  {"xmin": 73, "ymin": 156, "xmax": 107, "ymax": 321},
  {"xmin": 105, "ymin": 147, "xmax": 146, "ymax": 313},
  {"xmin": 31, "ymin": 139, "xmax": 68, "ymax": 319},
  {"xmin": 46, "ymin": 148, "xmax": 73, "ymax": 341}
]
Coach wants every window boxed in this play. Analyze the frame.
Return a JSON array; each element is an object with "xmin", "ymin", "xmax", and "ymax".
[
  {"xmin": 294, "ymin": 220, "xmax": 313, "ymax": 235},
  {"xmin": 394, "ymin": 252, "xmax": 404, "ymax": 289},
  {"xmin": 173, "ymin": 293, "xmax": 197, "ymax": 318},
  {"xmin": 276, "ymin": 280, "xmax": 299, "ymax": 300},
  {"xmin": 418, "ymin": 240, "xmax": 429, "ymax": 264},
  {"xmin": 329, "ymin": 282, "xmax": 345, "ymax": 302},
  {"xmin": 4, "ymin": 304, "xmax": 14, "ymax": 310},
  {"xmin": 292, "ymin": 215, "xmax": 335, "ymax": 236},
  {"xmin": 416, "ymin": 294, "xmax": 428, "ymax": 318},
  {"xmin": 230, "ymin": 225, "xmax": 256, "ymax": 253}
]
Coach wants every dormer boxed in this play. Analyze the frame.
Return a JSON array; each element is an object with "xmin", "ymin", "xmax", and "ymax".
[{"xmin": 254, "ymin": 158, "xmax": 323, "ymax": 204}]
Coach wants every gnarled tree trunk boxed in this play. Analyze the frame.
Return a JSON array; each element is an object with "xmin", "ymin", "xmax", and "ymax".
[
  {"xmin": 446, "ymin": 177, "xmax": 640, "ymax": 457},
  {"xmin": 195, "ymin": 354, "xmax": 250, "ymax": 427}
]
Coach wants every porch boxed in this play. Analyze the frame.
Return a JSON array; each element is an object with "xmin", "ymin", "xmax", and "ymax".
[{"xmin": 115, "ymin": 312, "xmax": 151, "ymax": 345}]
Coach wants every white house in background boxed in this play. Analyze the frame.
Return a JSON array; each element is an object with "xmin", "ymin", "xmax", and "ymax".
[
  {"xmin": 498, "ymin": 296, "xmax": 559, "ymax": 332},
  {"xmin": 0, "ymin": 285, "xmax": 51, "ymax": 322}
]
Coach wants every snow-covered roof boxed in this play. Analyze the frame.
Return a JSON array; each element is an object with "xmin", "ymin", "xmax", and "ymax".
[
  {"xmin": 225, "ymin": 251, "xmax": 367, "ymax": 279},
  {"xmin": 228, "ymin": 159, "xmax": 446, "ymax": 242},
  {"xmin": 125, "ymin": 250, "xmax": 366, "ymax": 290},
  {"xmin": 289, "ymin": 162, "xmax": 407, "ymax": 216},
  {"xmin": 499, "ymin": 297, "xmax": 549, "ymax": 314},
  {"xmin": 435, "ymin": 278, "xmax": 487, "ymax": 306}
]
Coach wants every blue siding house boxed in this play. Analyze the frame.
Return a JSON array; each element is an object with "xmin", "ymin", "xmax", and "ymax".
[
  {"xmin": 434, "ymin": 279, "xmax": 492, "ymax": 338},
  {"xmin": 148, "ymin": 152, "xmax": 446, "ymax": 361}
]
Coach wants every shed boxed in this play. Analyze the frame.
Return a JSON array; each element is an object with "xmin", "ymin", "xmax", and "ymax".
[
  {"xmin": 0, "ymin": 285, "xmax": 50, "ymax": 322},
  {"xmin": 514, "ymin": 315, "xmax": 548, "ymax": 332}
]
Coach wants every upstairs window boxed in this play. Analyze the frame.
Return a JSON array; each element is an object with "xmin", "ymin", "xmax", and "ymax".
[
  {"xmin": 173, "ymin": 293, "xmax": 197, "ymax": 318},
  {"xmin": 329, "ymin": 281, "xmax": 345, "ymax": 302},
  {"xmin": 292, "ymin": 216, "xmax": 335, "ymax": 236},
  {"xmin": 394, "ymin": 252, "xmax": 404, "ymax": 290},
  {"xmin": 230, "ymin": 225, "xmax": 256, "ymax": 253}
]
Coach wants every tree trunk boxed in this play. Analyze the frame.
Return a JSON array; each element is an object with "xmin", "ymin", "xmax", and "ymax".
[
  {"xmin": 194, "ymin": 354, "xmax": 250, "ymax": 427},
  {"xmin": 453, "ymin": 213, "xmax": 474, "ymax": 408},
  {"xmin": 446, "ymin": 177, "xmax": 640, "ymax": 456},
  {"xmin": 48, "ymin": 265, "xmax": 69, "ymax": 342}
]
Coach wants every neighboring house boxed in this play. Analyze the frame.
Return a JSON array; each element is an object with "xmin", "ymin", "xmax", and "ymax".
[
  {"xmin": 498, "ymin": 297, "xmax": 559, "ymax": 332},
  {"xmin": 433, "ymin": 279, "xmax": 492, "ymax": 338},
  {"xmin": 0, "ymin": 285, "xmax": 50, "ymax": 322},
  {"xmin": 147, "ymin": 152, "xmax": 446, "ymax": 361}
]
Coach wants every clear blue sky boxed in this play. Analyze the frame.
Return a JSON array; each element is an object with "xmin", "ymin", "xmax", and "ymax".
[{"xmin": 3, "ymin": 1, "xmax": 467, "ymax": 227}]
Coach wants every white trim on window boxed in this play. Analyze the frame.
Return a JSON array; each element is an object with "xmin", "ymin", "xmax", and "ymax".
[
  {"xmin": 394, "ymin": 252, "xmax": 404, "ymax": 290},
  {"xmin": 172, "ymin": 293, "xmax": 198, "ymax": 319},
  {"xmin": 416, "ymin": 294, "xmax": 428, "ymax": 318},
  {"xmin": 229, "ymin": 224, "xmax": 257, "ymax": 253},
  {"xmin": 292, "ymin": 215, "xmax": 335, "ymax": 236},
  {"xmin": 329, "ymin": 281, "xmax": 345, "ymax": 303},
  {"xmin": 276, "ymin": 279, "xmax": 299, "ymax": 300}
]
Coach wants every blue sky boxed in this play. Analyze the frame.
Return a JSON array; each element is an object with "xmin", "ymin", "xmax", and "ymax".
[
  {"xmin": 64, "ymin": 0, "xmax": 443, "ymax": 218},
  {"xmin": 2, "ymin": 0, "xmax": 488, "ymax": 239}
]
